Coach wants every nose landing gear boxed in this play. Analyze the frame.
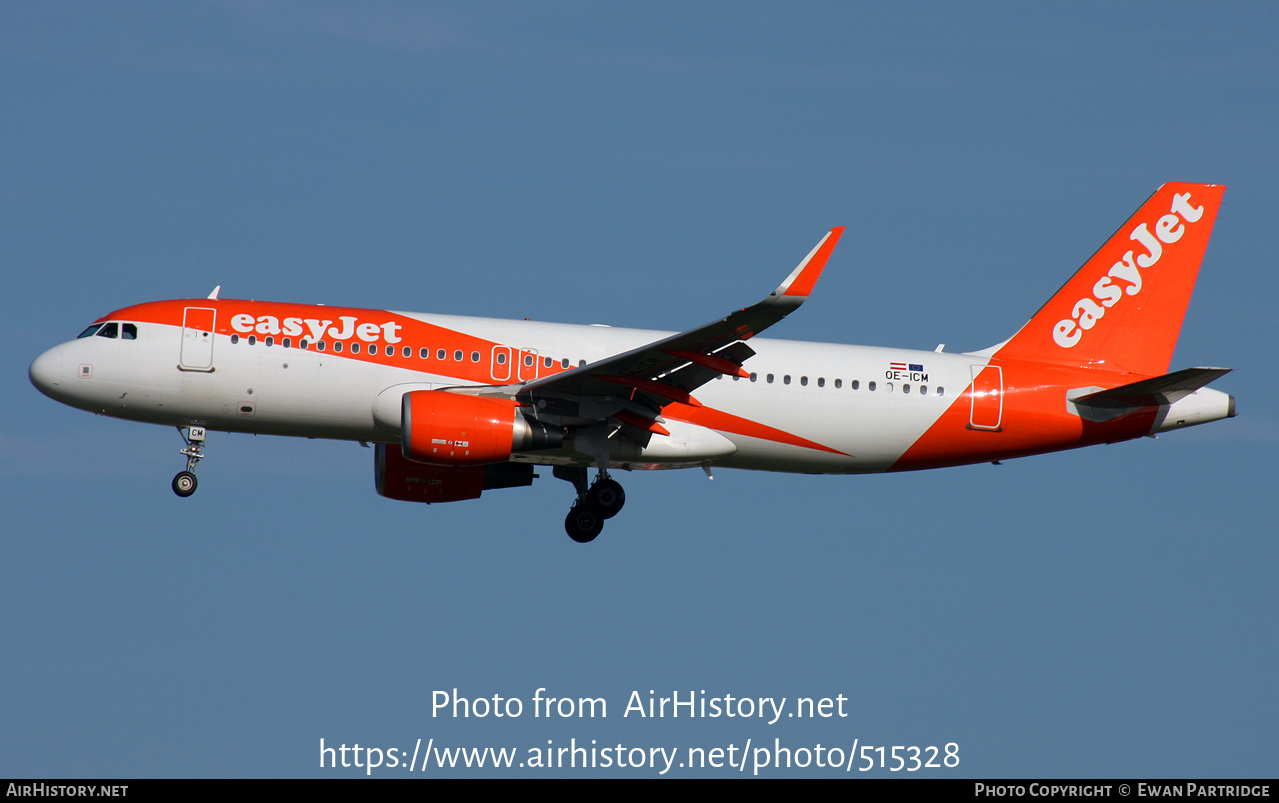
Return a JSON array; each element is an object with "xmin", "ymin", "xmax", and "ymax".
[
  {"xmin": 556, "ymin": 466, "xmax": 627, "ymax": 543},
  {"xmin": 173, "ymin": 426, "xmax": 207, "ymax": 498}
]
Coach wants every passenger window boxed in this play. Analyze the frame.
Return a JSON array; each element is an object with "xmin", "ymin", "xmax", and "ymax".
[
  {"xmin": 455, "ymin": 350, "xmax": 464, "ymax": 361},
  {"xmin": 97, "ymin": 322, "xmax": 119, "ymax": 339},
  {"xmin": 420, "ymin": 348, "xmax": 428, "ymax": 359},
  {"xmin": 386, "ymin": 345, "xmax": 394, "ymax": 357},
  {"xmin": 333, "ymin": 341, "xmax": 342, "ymax": 353},
  {"xmin": 351, "ymin": 342, "xmax": 361, "ymax": 354},
  {"xmin": 77, "ymin": 324, "xmax": 103, "ymax": 338},
  {"xmin": 316, "ymin": 341, "xmax": 325, "ymax": 351},
  {"xmin": 437, "ymin": 349, "xmax": 446, "ymax": 360},
  {"xmin": 784, "ymin": 375, "xmax": 791, "ymax": 385},
  {"xmin": 801, "ymin": 376, "xmax": 808, "ymax": 386},
  {"xmin": 903, "ymin": 384, "xmax": 910, "ymax": 394},
  {"xmin": 300, "ymin": 340, "xmax": 309, "ymax": 350},
  {"xmin": 283, "ymin": 338, "xmax": 291, "ymax": 348},
  {"xmin": 937, "ymin": 387, "xmax": 945, "ymax": 397},
  {"xmin": 868, "ymin": 381, "xmax": 876, "ymax": 391},
  {"xmin": 496, "ymin": 352, "xmax": 507, "ymax": 365},
  {"xmin": 248, "ymin": 335, "xmax": 256, "ymax": 346},
  {"xmin": 767, "ymin": 374, "xmax": 774, "ymax": 384},
  {"xmin": 265, "ymin": 336, "xmax": 274, "ymax": 347},
  {"xmin": 921, "ymin": 385, "xmax": 928, "ymax": 395},
  {"xmin": 561, "ymin": 358, "xmax": 569, "ymax": 368},
  {"xmin": 852, "ymin": 380, "xmax": 860, "ymax": 390},
  {"xmin": 404, "ymin": 347, "xmax": 412, "ymax": 358},
  {"xmin": 544, "ymin": 357, "xmax": 553, "ymax": 368},
  {"xmin": 472, "ymin": 351, "xmax": 481, "ymax": 363},
  {"xmin": 524, "ymin": 355, "xmax": 534, "ymax": 367},
  {"xmin": 834, "ymin": 379, "xmax": 842, "ymax": 388},
  {"xmin": 578, "ymin": 360, "xmax": 586, "ymax": 367},
  {"xmin": 817, "ymin": 377, "xmax": 825, "ymax": 387},
  {"xmin": 231, "ymin": 334, "xmax": 240, "ymax": 345},
  {"xmin": 121, "ymin": 323, "xmax": 138, "ymax": 340},
  {"xmin": 750, "ymin": 373, "xmax": 758, "ymax": 382}
]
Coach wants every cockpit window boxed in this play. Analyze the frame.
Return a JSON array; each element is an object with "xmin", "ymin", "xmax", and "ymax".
[{"xmin": 80, "ymin": 321, "xmax": 138, "ymax": 340}]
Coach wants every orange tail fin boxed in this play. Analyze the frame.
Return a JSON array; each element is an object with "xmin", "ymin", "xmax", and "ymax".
[{"xmin": 995, "ymin": 183, "xmax": 1225, "ymax": 376}]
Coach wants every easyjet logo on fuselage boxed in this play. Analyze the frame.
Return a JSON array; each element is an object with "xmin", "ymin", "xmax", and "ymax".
[
  {"xmin": 1052, "ymin": 191, "xmax": 1204, "ymax": 349},
  {"xmin": 230, "ymin": 313, "xmax": 403, "ymax": 344}
]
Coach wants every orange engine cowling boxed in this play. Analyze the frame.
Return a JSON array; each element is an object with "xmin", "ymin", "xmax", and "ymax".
[{"xmin": 400, "ymin": 390, "xmax": 562, "ymax": 466}]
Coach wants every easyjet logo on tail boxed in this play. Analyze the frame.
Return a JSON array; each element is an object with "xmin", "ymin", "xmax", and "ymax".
[{"xmin": 1052, "ymin": 191, "xmax": 1204, "ymax": 349}]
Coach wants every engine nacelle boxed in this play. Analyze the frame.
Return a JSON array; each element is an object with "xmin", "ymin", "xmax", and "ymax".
[
  {"xmin": 375, "ymin": 443, "xmax": 535, "ymax": 504},
  {"xmin": 401, "ymin": 390, "xmax": 561, "ymax": 466}
]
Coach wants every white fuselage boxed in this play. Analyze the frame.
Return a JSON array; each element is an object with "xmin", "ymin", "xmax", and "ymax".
[{"xmin": 31, "ymin": 310, "xmax": 978, "ymax": 474}]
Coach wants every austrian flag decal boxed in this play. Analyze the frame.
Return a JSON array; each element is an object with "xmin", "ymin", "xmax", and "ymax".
[{"xmin": 886, "ymin": 362, "xmax": 927, "ymax": 381}]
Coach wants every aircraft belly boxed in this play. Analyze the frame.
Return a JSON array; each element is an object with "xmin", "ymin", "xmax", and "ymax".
[{"xmin": 633, "ymin": 420, "xmax": 738, "ymax": 464}]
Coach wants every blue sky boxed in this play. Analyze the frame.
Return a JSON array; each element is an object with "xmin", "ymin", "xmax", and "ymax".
[{"xmin": 3, "ymin": 2, "xmax": 1275, "ymax": 777}]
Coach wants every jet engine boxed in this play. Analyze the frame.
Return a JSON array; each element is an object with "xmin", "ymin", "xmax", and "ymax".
[
  {"xmin": 375, "ymin": 442, "xmax": 536, "ymax": 504},
  {"xmin": 400, "ymin": 390, "xmax": 562, "ymax": 466}
]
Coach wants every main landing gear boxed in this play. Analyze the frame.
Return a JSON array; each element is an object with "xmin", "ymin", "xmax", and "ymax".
[
  {"xmin": 173, "ymin": 426, "xmax": 207, "ymax": 498},
  {"xmin": 555, "ymin": 466, "xmax": 626, "ymax": 543}
]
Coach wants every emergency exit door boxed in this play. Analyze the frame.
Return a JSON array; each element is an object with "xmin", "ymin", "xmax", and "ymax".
[{"xmin": 968, "ymin": 364, "xmax": 1003, "ymax": 431}]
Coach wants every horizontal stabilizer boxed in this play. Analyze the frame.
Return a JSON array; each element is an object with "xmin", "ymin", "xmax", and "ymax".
[{"xmin": 1075, "ymin": 367, "xmax": 1232, "ymax": 409}]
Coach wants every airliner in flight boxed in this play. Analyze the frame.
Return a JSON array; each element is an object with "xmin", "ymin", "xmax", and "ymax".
[{"xmin": 30, "ymin": 183, "xmax": 1234, "ymax": 542}]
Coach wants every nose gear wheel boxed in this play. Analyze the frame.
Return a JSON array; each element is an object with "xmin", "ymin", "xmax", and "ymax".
[{"xmin": 173, "ymin": 426, "xmax": 207, "ymax": 498}]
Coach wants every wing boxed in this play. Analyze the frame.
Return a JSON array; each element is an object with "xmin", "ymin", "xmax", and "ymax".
[{"xmin": 497, "ymin": 228, "xmax": 844, "ymax": 437}]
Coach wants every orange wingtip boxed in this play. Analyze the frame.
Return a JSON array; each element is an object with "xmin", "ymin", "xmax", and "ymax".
[{"xmin": 779, "ymin": 227, "xmax": 844, "ymax": 298}]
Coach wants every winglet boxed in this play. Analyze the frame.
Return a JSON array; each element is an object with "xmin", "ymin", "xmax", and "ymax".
[{"xmin": 771, "ymin": 227, "xmax": 844, "ymax": 300}]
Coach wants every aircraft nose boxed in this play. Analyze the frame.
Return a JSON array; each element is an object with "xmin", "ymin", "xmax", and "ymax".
[{"xmin": 29, "ymin": 346, "xmax": 64, "ymax": 399}]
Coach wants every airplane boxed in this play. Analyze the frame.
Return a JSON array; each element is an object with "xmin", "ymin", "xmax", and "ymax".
[{"xmin": 29, "ymin": 183, "xmax": 1235, "ymax": 543}]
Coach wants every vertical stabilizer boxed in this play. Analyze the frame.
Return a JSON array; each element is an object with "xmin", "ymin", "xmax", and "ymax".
[{"xmin": 995, "ymin": 183, "xmax": 1225, "ymax": 376}]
